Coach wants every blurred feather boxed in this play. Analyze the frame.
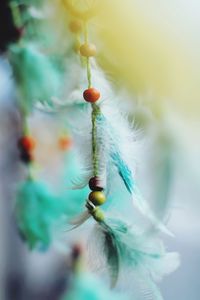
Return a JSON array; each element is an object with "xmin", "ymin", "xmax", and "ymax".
[
  {"xmin": 62, "ymin": 271, "xmax": 127, "ymax": 300},
  {"xmin": 15, "ymin": 178, "xmax": 65, "ymax": 249},
  {"xmin": 8, "ymin": 43, "xmax": 64, "ymax": 113}
]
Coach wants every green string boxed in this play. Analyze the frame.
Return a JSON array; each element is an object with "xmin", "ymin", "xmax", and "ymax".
[
  {"xmin": 92, "ymin": 104, "xmax": 101, "ymax": 177},
  {"xmin": 86, "ymin": 58, "xmax": 92, "ymax": 88},
  {"xmin": 84, "ymin": 22, "xmax": 92, "ymax": 88},
  {"xmin": 84, "ymin": 23, "xmax": 100, "ymax": 176}
]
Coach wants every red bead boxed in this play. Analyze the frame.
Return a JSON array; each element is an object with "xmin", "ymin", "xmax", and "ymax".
[
  {"xmin": 18, "ymin": 136, "xmax": 36, "ymax": 152},
  {"xmin": 83, "ymin": 88, "xmax": 100, "ymax": 103},
  {"xmin": 89, "ymin": 176, "xmax": 103, "ymax": 191}
]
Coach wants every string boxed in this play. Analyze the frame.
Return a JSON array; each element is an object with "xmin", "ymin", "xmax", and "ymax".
[{"xmin": 83, "ymin": 22, "xmax": 99, "ymax": 177}]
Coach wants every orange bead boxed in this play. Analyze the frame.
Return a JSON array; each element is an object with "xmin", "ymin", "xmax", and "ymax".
[
  {"xmin": 59, "ymin": 136, "xmax": 73, "ymax": 150},
  {"xmin": 18, "ymin": 136, "xmax": 36, "ymax": 152},
  {"xmin": 69, "ymin": 20, "xmax": 82, "ymax": 33},
  {"xmin": 83, "ymin": 88, "xmax": 100, "ymax": 103},
  {"xmin": 80, "ymin": 43, "xmax": 97, "ymax": 57}
]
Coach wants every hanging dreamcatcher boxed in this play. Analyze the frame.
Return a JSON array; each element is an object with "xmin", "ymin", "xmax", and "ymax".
[{"xmin": 7, "ymin": 0, "xmax": 180, "ymax": 298}]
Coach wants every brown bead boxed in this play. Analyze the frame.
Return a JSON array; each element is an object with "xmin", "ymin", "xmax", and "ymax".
[
  {"xmin": 83, "ymin": 88, "xmax": 100, "ymax": 103},
  {"xmin": 69, "ymin": 20, "xmax": 82, "ymax": 33},
  {"xmin": 89, "ymin": 176, "xmax": 103, "ymax": 191},
  {"xmin": 80, "ymin": 43, "xmax": 97, "ymax": 57},
  {"xmin": 20, "ymin": 150, "xmax": 33, "ymax": 164},
  {"xmin": 89, "ymin": 191, "xmax": 106, "ymax": 206}
]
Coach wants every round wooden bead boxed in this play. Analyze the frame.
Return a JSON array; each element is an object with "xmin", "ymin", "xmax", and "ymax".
[
  {"xmin": 89, "ymin": 191, "xmax": 106, "ymax": 206},
  {"xmin": 83, "ymin": 88, "xmax": 100, "ymax": 103},
  {"xmin": 80, "ymin": 43, "xmax": 97, "ymax": 57},
  {"xmin": 93, "ymin": 208, "xmax": 105, "ymax": 222},
  {"xmin": 89, "ymin": 176, "xmax": 103, "ymax": 191},
  {"xmin": 18, "ymin": 136, "xmax": 36, "ymax": 152},
  {"xmin": 69, "ymin": 20, "xmax": 82, "ymax": 33}
]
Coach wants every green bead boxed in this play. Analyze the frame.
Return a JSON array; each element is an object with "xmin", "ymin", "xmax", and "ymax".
[
  {"xmin": 89, "ymin": 191, "xmax": 106, "ymax": 206},
  {"xmin": 92, "ymin": 208, "xmax": 105, "ymax": 222}
]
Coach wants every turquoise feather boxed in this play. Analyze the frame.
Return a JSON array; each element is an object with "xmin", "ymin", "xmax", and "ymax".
[
  {"xmin": 62, "ymin": 272, "xmax": 127, "ymax": 300},
  {"xmin": 93, "ymin": 218, "xmax": 180, "ymax": 295},
  {"xmin": 96, "ymin": 113, "xmax": 135, "ymax": 193},
  {"xmin": 96, "ymin": 113, "xmax": 172, "ymax": 234},
  {"xmin": 12, "ymin": 0, "xmax": 43, "ymax": 7},
  {"xmin": 110, "ymin": 151, "xmax": 133, "ymax": 194},
  {"xmin": 9, "ymin": 44, "xmax": 63, "ymax": 113},
  {"xmin": 15, "ymin": 178, "xmax": 65, "ymax": 250}
]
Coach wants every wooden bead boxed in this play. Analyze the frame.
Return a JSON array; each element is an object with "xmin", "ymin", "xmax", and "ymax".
[
  {"xmin": 89, "ymin": 191, "xmax": 106, "ymax": 206},
  {"xmin": 89, "ymin": 176, "xmax": 103, "ymax": 191},
  {"xmin": 58, "ymin": 136, "xmax": 72, "ymax": 151},
  {"xmin": 93, "ymin": 208, "xmax": 105, "ymax": 222},
  {"xmin": 83, "ymin": 88, "xmax": 100, "ymax": 103},
  {"xmin": 18, "ymin": 136, "xmax": 36, "ymax": 152},
  {"xmin": 69, "ymin": 20, "xmax": 82, "ymax": 33},
  {"xmin": 80, "ymin": 43, "xmax": 96, "ymax": 57}
]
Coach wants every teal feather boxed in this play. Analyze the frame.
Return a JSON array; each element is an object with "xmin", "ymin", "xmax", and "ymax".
[
  {"xmin": 12, "ymin": 0, "xmax": 43, "ymax": 7},
  {"xmin": 9, "ymin": 44, "xmax": 63, "ymax": 113},
  {"xmin": 97, "ymin": 113, "xmax": 172, "ymax": 234},
  {"xmin": 92, "ymin": 218, "xmax": 180, "ymax": 295},
  {"xmin": 15, "ymin": 178, "xmax": 65, "ymax": 250},
  {"xmin": 110, "ymin": 151, "xmax": 133, "ymax": 194},
  {"xmin": 62, "ymin": 272, "xmax": 127, "ymax": 300},
  {"xmin": 96, "ymin": 112, "xmax": 135, "ymax": 192}
]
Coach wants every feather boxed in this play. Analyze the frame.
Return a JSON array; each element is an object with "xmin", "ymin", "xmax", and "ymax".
[
  {"xmin": 15, "ymin": 178, "xmax": 65, "ymax": 249},
  {"xmin": 96, "ymin": 110, "xmax": 171, "ymax": 234},
  {"xmin": 62, "ymin": 272, "xmax": 127, "ymax": 300},
  {"xmin": 69, "ymin": 211, "xmax": 91, "ymax": 229},
  {"xmin": 9, "ymin": 44, "xmax": 64, "ymax": 113},
  {"xmin": 88, "ymin": 218, "xmax": 180, "ymax": 293},
  {"xmin": 12, "ymin": 0, "xmax": 44, "ymax": 7}
]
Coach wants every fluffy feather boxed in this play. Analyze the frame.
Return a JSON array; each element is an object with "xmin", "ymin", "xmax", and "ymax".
[
  {"xmin": 15, "ymin": 178, "xmax": 65, "ymax": 249},
  {"xmin": 88, "ymin": 218, "xmax": 180, "ymax": 295},
  {"xmin": 9, "ymin": 44, "xmax": 64, "ymax": 113}
]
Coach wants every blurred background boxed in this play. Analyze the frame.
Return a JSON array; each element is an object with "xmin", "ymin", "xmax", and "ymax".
[{"xmin": 0, "ymin": 0, "xmax": 200, "ymax": 299}]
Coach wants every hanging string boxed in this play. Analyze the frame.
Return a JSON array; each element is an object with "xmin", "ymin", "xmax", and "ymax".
[
  {"xmin": 84, "ymin": 22, "xmax": 92, "ymax": 89},
  {"xmin": 83, "ymin": 22, "xmax": 99, "ymax": 177}
]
